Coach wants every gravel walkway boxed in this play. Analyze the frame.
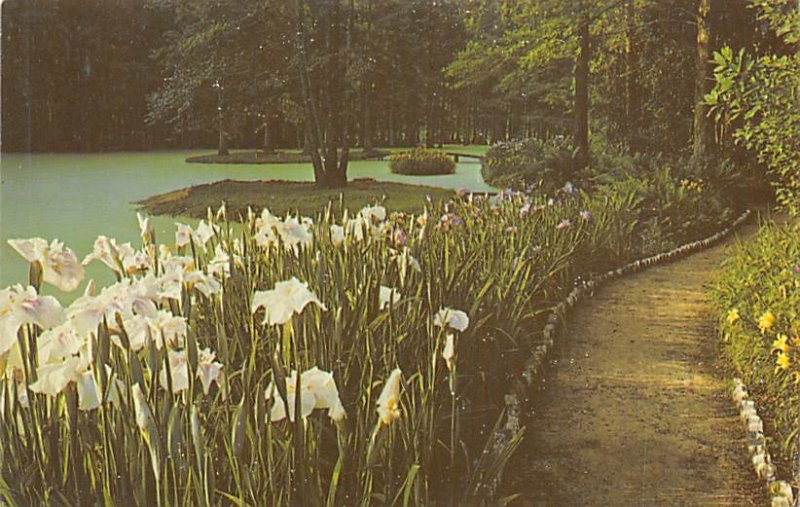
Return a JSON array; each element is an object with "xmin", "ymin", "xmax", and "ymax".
[{"xmin": 507, "ymin": 227, "xmax": 764, "ymax": 506}]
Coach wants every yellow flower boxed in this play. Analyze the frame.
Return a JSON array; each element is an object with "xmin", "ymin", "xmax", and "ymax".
[
  {"xmin": 727, "ymin": 309, "xmax": 740, "ymax": 325},
  {"xmin": 776, "ymin": 352, "xmax": 791, "ymax": 371},
  {"xmin": 772, "ymin": 334, "xmax": 791, "ymax": 354},
  {"xmin": 759, "ymin": 311, "xmax": 776, "ymax": 334}
]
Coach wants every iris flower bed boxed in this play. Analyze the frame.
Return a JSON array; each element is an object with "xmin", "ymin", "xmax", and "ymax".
[
  {"xmin": 714, "ymin": 221, "xmax": 800, "ymax": 460},
  {"xmin": 0, "ymin": 182, "xmax": 735, "ymax": 505}
]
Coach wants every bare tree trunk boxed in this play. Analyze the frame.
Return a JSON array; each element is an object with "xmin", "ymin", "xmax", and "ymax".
[
  {"xmin": 505, "ymin": 103, "xmax": 512, "ymax": 141},
  {"xmin": 318, "ymin": 0, "xmax": 351, "ymax": 188},
  {"xmin": 295, "ymin": 124, "xmax": 303, "ymax": 150},
  {"xmin": 294, "ymin": 0, "xmax": 325, "ymax": 184},
  {"xmin": 692, "ymin": 0, "xmax": 712, "ymax": 161},
  {"xmin": 361, "ymin": 0, "xmax": 374, "ymax": 152},
  {"xmin": 388, "ymin": 82, "xmax": 396, "ymax": 146},
  {"xmin": 217, "ymin": 121, "xmax": 228, "ymax": 156},
  {"xmin": 361, "ymin": 93, "xmax": 373, "ymax": 151},
  {"xmin": 624, "ymin": 0, "xmax": 641, "ymax": 152},
  {"xmin": 214, "ymin": 78, "xmax": 229, "ymax": 156},
  {"xmin": 574, "ymin": 19, "xmax": 591, "ymax": 171},
  {"xmin": 331, "ymin": 0, "xmax": 356, "ymax": 185},
  {"xmin": 262, "ymin": 119, "xmax": 274, "ymax": 154}
]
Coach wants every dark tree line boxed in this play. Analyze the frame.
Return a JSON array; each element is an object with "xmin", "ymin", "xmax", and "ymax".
[
  {"xmin": 2, "ymin": 0, "xmax": 789, "ymax": 187},
  {"xmin": 1, "ymin": 0, "xmax": 173, "ymax": 151},
  {"xmin": 2, "ymin": 0, "xmax": 475, "ymax": 157}
]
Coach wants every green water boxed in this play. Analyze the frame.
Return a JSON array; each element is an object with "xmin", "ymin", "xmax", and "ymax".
[{"xmin": 0, "ymin": 148, "xmax": 491, "ymax": 299}]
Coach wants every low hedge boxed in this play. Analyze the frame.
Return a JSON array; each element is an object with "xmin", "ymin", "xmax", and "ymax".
[
  {"xmin": 713, "ymin": 220, "xmax": 800, "ymax": 460},
  {"xmin": 389, "ymin": 147, "xmax": 455, "ymax": 175}
]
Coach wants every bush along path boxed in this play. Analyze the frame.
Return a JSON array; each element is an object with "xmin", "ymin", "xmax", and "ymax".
[{"xmin": 503, "ymin": 211, "xmax": 763, "ymax": 506}]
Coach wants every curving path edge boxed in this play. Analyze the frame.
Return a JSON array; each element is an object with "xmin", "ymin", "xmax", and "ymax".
[{"xmin": 505, "ymin": 221, "xmax": 764, "ymax": 506}]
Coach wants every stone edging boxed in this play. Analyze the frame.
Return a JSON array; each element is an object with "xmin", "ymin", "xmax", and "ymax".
[
  {"xmin": 731, "ymin": 378, "xmax": 795, "ymax": 506},
  {"xmin": 483, "ymin": 208, "xmax": 753, "ymax": 498}
]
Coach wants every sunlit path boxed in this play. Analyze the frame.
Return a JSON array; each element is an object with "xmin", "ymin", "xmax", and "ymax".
[{"xmin": 507, "ymin": 225, "xmax": 763, "ymax": 506}]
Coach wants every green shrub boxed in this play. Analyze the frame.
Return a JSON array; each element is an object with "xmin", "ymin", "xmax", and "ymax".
[
  {"xmin": 706, "ymin": 3, "xmax": 800, "ymax": 215},
  {"xmin": 588, "ymin": 138, "xmax": 653, "ymax": 180},
  {"xmin": 574, "ymin": 166, "xmax": 735, "ymax": 271},
  {"xmin": 713, "ymin": 221, "xmax": 800, "ymax": 460},
  {"xmin": 482, "ymin": 137, "xmax": 575, "ymax": 191},
  {"xmin": 389, "ymin": 147, "xmax": 455, "ymax": 175}
]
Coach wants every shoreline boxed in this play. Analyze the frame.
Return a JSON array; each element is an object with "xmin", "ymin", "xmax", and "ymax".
[{"xmin": 136, "ymin": 177, "xmax": 458, "ymax": 218}]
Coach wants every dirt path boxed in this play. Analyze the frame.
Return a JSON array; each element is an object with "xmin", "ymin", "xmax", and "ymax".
[{"xmin": 507, "ymin": 226, "xmax": 764, "ymax": 506}]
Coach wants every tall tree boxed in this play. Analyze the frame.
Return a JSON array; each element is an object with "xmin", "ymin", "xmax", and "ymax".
[
  {"xmin": 622, "ymin": 0, "xmax": 641, "ymax": 151},
  {"xmin": 449, "ymin": 0, "xmax": 636, "ymax": 170},
  {"xmin": 574, "ymin": 13, "xmax": 592, "ymax": 169},
  {"xmin": 146, "ymin": 0, "xmax": 294, "ymax": 154},
  {"xmin": 293, "ymin": 0, "xmax": 355, "ymax": 187},
  {"xmin": 692, "ymin": 0, "xmax": 712, "ymax": 160}
]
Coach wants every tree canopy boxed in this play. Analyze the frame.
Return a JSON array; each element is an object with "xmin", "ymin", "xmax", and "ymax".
[{"xmin": 1, "ymin": 0, "xmax": 796, "ymax": 193}]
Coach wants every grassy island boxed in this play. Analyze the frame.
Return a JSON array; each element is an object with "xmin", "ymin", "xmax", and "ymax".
[{"xmin": 137, "ymin": 178, "xmax": 457, "ymax": 218}]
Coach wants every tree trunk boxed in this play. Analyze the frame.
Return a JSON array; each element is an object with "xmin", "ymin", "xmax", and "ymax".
[
  {"xmin": 262, "ymin": 119, "xmax": 274, "ymax": 154},
  {"xmin": 217, "ymin": 119, "xmax": 228, "ymax": 156},
  {"xmin": 361, "ymin": 93, "xmax": 373, "ymax": 151},
  {"xmin": 296, "ymin": 124, "xmax": 303, "ymax": 150},
  {"xmin": 361, "ymin": 0, "xmax": 374, "ymax": 152},
  {"xmin": 388, "ymin": 101, "xmax": 396, "ymax": 147},
  {"xmin": 692, "ymin": 0, "xmax": 712, "ymax": 161},
  {"xmin": 294, "ymin": 0, "xmax": 327, "ymax": 184},
  {"xmin": 624, "ymin": 0, "xmax": 641, "ymax": 152},
  {"xmin": 505, "ymin": 103, "xmax": 512, "ymax": 141},
  {"xmin": 574, "ymin": 20, "xmax": 591, "ymax": 171},
  {"xmin": 216, "ymin": 79, "xmax": 228, "ymax": 156}
]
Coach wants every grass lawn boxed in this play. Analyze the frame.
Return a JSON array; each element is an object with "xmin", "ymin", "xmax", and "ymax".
[
  {"xmin": 186, "ymin": 148, "xmax": 389, "ymax": 164},
  {"xmin": 136, "ymin": 178, "xmax": 457, "ymax": 219}
]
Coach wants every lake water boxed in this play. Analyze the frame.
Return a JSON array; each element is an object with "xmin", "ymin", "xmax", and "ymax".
[{"xmin": 0, "ymin": 148, "xmax": 492, "ymax": 298}]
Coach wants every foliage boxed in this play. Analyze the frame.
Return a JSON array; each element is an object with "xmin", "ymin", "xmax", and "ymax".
[
  {"xmin": 706, "ymin": 40, "xmax": 800, "ymax": 215},
  {"xmin": 145, "ymin": 0, "xmax": 470, "ymax": 156},
  {"xmin": 144, "ymin": 0, "xmax": 293, "ymax": 150},
  {"xmin": 590, "ymin": 0, "xmax": 700, "ymax": 154},
  {"xmin": 445, "ymin": 0, "xmax": 758, "ymax": 155},
  {"xmin": 1, "ymin": 0, "xmax": 779, "ymax": 165},
  {"xmin": 713, "ymin": 221, "xmax": 800, "ymax": 459},
  {"xmin": 0, "ymin": 0, "xmax": 172, "ymax": 151},
  {"xmin": 483, "ymin": 134, "xmax": 745, "ymax": 240},
  {"xmin": 0, "ymin": 174, "xmax": 739, "ymax": 504},
  {"xmin": 444, "ymin": 1, "xmax": 576, "ymax": 139},
  {"xmin": 482, "ymin": 137, "xmax": 575, "ymax": 192},
  {"xmin": 590, "ymin": 161, "xmax": 737, "ymax": 255},
  {"xmin": 388, "ymin": 148, "xmax": 455, "ymax": 176}
]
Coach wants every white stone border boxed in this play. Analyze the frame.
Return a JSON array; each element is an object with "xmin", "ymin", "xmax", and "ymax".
[
  {"xmin": 732, "ymin": 378, "xmax": 795, "ymax": 506},
  {"xmin": 482, "ymin": 209, "xmax": 753, "ymax": 498}
]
